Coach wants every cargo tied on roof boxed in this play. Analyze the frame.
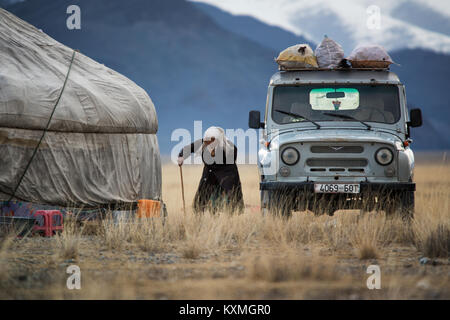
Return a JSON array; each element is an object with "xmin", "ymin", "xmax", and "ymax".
[
  {"xmin": 347, "ymin": 44, "xmax": 394, "ymax": 69},
  {"xmin": 315, "ymin": 35, "xmax": 345, "ymax": 69},
  {"xmin": 275, "ymin": 40, "xmax": 394, "ymax": 71},
  {"xmin": 0, "ymin": 8, "xmax": 161, "ymax": 209},
  {"xmin": 275, "ymin": 44, "xmax": 319, "ymax": 70}
]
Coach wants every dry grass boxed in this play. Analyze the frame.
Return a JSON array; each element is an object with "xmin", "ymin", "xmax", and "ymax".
[
  {"xmin": 0, "ymin": 231, "xmax": 15, "ymax": 283},
  {"xmin": 247, "ymin": 249, "xmax": 339, "ymax": 282},
  {"xmin": 54, "ymin": 215, "xmax": 82, "ymax": 260},
  {"xmin": 414, "ymin": 223, "xmax": 450, "ymax": 258},
  {"xmin": 412, "ymin": 162, "xmax": 450, "ymax": 258},
  {"xmin": 0, "ymin": 158, "xmax": 449, "ymax": 299},
  {"xmin": 99, "ymin": 215, "xmax": 169, "ymax": 253}
]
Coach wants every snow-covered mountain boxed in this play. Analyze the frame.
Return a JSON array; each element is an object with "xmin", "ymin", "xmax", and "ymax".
[{"xmin": 191, "ymin": 0, "xmax": 450, "ymax": 54}]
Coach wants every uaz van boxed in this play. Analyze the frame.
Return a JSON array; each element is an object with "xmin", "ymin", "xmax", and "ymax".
[{"xmin": 249, "ymin": 69, "xmax": 422, "ymax": 218}]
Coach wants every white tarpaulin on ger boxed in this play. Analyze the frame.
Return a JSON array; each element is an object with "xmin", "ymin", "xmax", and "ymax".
[{"xmin": 0, "ymin": 8, "xmax": 161, "ymax": 206}]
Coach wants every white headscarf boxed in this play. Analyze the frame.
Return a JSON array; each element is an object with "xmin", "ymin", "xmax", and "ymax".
[{"xmin": 199, "ymin": 126, "xmax": 235, "ymax": 164}]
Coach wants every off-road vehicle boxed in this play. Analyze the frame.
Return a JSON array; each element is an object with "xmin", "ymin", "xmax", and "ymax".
[{"xmin": 249, "ymin": 68, "xmax": 422, "ymax": 218}]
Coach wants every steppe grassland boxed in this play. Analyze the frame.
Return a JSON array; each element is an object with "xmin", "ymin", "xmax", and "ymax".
[{"xmin": 0, "ymin": 159, "xmax": 448, "ymax": 299}]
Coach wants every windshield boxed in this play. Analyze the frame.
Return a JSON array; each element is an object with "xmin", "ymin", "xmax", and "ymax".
[{"xmin": 272, "ymin": 85, "xmax": 401, "ymax": 125}]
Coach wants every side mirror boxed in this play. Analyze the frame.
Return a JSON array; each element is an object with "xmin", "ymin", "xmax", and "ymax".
[
  {"xmin": 409, "ymin": 108, "xmax": 422, "ymax": 128},
  {"xmin": 249, "ymin": 110, "xmax": 264, "ymax": 129}
]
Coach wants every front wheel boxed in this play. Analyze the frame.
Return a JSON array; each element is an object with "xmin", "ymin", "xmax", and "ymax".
[
  {"xmin": 261, "ymin": 190, "xmax": 292, "ymax": 218},
  {"xmin": 384, "ymin": 191, "xmax": 414, "ymax": 221},
  {"xmin": 269, "ymin": 202, "xmax": 292, "ymax": 218}
]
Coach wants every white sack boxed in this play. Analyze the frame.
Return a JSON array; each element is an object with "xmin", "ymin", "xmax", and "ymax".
[
  {"xmin": 315, "ymin": 36, "xmax": 344, "ymax": 69},
  {"xmin": 348, "ymin": 44, "xmax": 393, "ymax": 68}
]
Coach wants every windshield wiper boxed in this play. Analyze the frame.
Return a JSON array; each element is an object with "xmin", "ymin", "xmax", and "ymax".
[
  {"xmin": 275, "ymin": 109, "xmax": 321, "ymax": 129},
  {"xmin": 322, "ymin": 112, "xmax": 371, "ymax": 130}
]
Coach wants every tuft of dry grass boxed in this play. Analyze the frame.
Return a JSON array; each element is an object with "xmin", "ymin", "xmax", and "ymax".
[
  {"xmin": 349, "ymin": 215, "xmax": 384, "ymax": 260},
  {"xmin": 247, "ymin": 250, "xmax": 339, "ymax": 282},
  {"xmin": 181, "ymin": 241, "xmax": 202, "ymax": 259},
  {"xmin": 415, "ymin": 223, "xmax": 450, "ymax": 258},
  {"xmin": 357, "ymin": 244, "xmax": 379, "ymax": 260},
  {"xmin": 81, "ymin": 220, "xmax": 103, "ymax": 236},
  {"xmin": 132, "ymin": 222, "xmax": 168, "ymax": 253},
  {"xmin": 54, "ymin": 215, "xmax": 82, "ymax": 260},
  {"xmin": 99, "ymin": 213, "xmax": 169, "ymax": 253},
  {"xmin": 0, "ymin": 231, "xmax": 15, "ymax": 283}
]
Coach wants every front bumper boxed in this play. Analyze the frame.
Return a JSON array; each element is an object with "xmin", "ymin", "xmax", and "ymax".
[{"xmin": 260, "ymin": 181, "xmax": 416, "ymax": 192}]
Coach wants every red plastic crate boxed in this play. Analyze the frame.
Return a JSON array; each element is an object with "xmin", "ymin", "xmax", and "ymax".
[{"xmin": 33, "ymin": 210, "xmax": 64, "ymax": 237}]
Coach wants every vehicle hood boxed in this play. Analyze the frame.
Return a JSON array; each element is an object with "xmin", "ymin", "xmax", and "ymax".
[{"xmin": 269, "ymin": 128, "xmax": 403, "ymax": 147}]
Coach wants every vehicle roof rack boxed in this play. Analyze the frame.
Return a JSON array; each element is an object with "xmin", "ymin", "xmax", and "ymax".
[{"xmin": 278, "ymin": 66, "xmax": 390, "ymax": 72}]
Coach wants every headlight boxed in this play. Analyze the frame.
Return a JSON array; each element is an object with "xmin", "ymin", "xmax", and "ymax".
[
  {"xmin": 281, "ymin": 147, "xmax": 299, "ymax": 165},
  {"xmin": 375, "ymin": 148, "xmax": 393, "ymax": 165}
]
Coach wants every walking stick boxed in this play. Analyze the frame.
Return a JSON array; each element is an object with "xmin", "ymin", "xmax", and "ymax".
[{"xmin": 179, "ymin": 165, "xmax": 186, "ymax": 215}]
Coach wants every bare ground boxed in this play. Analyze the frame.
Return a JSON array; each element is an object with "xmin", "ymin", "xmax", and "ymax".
[{"xmin": 0, "ymin": 158, "xmax": 449, "ymax": 299}]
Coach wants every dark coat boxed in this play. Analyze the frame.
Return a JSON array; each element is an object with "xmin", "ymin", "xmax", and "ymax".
[{"xmin": 179, "ymin": 139, "xmax": 244, "ymax": 213}]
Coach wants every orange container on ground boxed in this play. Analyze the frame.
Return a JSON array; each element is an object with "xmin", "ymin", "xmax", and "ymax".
[{"xmin": 137, "ymin": 199, "xmax": 161, "ymax": 218}]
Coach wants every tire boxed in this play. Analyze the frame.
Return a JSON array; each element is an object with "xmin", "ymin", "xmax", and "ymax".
[
  {"xmin": 360, "ymin": 192, "xmax": 376, "ymax": 214},
  {"xmin": 262, "ymin": 190, "xmax": 292, "ymax": 218},
  {"xmin": 269, "ymin": 203, "xmax": 292, "ymax": 218},
  {"xmin": 310, "ymin": 194, "xmax": 337, "ymax": 216},
  {"xmin": 260, "ymin": 190, "xmax": 270, "ymax": 217},
  {"xmin": 327, "ymin": 207, "xmax": 337, "ymax": 216},
  {"xmin": 384, "ymin": 191, "xmax": 414, "ymax": 221},
  {"xmin": 399, "ymin": 191, "xmax": 415, "ymax": 221}
]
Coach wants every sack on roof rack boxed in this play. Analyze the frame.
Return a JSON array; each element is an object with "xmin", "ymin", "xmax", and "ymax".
[
  {"xmin": 315, "ymin": 36, "xmax": 344, "ymax": 69},
  {"xmin": 347, "ymin": 44, "xmax": 393, "ymax": 69},
  {"xmin": 276, "ymin": 44, "xmax": 318, "ymax": 69}
]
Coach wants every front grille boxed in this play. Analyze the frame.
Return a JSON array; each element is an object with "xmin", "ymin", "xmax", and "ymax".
[
  {"xmin": 310, "ymin": 145, "xmax": 364, "ymax": 153},
  {"xmin": 306, "ymin": 158, "xmax": 368, "ymax": 167},
  {"xmin": 348, "ymin": 168, "xmax": 365, "ymax": 172}
]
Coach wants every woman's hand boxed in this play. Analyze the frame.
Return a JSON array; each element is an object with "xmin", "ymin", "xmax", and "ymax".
[{"xmin": 177, "ymin": 156, "xmax": 184, "ymax": 166}]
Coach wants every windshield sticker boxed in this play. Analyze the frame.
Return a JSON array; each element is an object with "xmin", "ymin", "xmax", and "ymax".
[{"xmin": 310, "ymin": 88, "xmax": 359, "ymax": 110}]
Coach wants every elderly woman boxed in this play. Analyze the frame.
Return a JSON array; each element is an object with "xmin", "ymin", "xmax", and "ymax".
[{"xmin": 177, "ymin": 127, "xmax": 244, "ymax": 213}]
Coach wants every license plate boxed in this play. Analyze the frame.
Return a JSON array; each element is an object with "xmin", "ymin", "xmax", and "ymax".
[{"xmin": 314, "ymin": 183, "xmax": 360, "ymax": 194}]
